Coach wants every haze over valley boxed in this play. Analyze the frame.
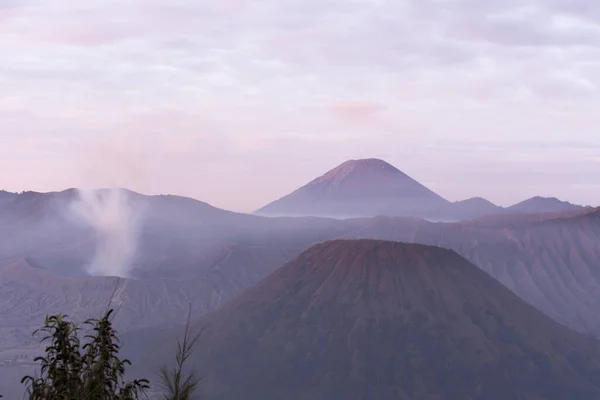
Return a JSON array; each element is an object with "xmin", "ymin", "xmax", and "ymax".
[{"xmin": 1, "ymin": 161, "xmax": 599, "ymax": 398}]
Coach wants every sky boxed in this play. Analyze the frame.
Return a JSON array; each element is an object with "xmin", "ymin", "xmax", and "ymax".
[{"xmin": 1, "ymin": 0, "xmax": 599, "ymax": 212}]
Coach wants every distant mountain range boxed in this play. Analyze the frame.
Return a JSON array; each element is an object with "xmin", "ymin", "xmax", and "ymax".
[
  {"xmin": 132, "ymin": 240, "xmax": 600, "ymax": 399},
  {"xmin": 1, "ymin": 160, "xmax": 588, "ymax": 221},
  {"xmin": 255, "ymin": 158, "xmax": 586, "ymax": 220},
  {"xmin": 0, "ymin": 189, "xmax": 599, "ymax": 336},
  {"xmin": 1, "ymin": 185, "xmax": 599, "ymax": 396}
]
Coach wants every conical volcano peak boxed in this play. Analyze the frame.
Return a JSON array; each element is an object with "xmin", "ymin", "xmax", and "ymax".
[
  {"xmin": 312, "ymin": 158, "xmax": 404, "ymax": 185},
  {"xmin": 261, "ymin": 239, "xmax": 487, "ymax": 311},
  {"xmin": 341, "ymin": 158, "xmax": 400, "ymax": 171},
  {"xmin": 145, "ymin": 239, "xmax": 600, "ymax": 399},
  {"xmin": 255, "ymin": 158, "xmax": 449, "ymax": 218},
  {"xmin": 300, "ymin": 239, "xmax": 460, "ymax": 275}
]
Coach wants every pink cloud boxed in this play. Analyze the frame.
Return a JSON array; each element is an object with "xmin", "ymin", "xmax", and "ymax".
[
  {"xmin": 2, "ymin": 3, "xmax": 234, "ymax": 47},
  {"xmin": 0, "ymin": 9, "xmax": 15, "ymax": 22},
  {"xmin": 35, "ymin": 27, "xmax": 136, "ymax": 46},
  {"xmin": 1, "ymin": 6, "xmax": 143, "ymax": 46},
  {"xmin": 328, "ymin": 101, "xmax": 385, "ymax": 123}
]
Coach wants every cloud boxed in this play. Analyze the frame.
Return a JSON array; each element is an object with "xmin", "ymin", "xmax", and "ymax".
[
  {"xmin": 0, "ymin": 0, "xmax": 599, "ymax": 209},
  {"xmin": 328, "ymin": 102, "xmax": 385, "ymax": 123}
]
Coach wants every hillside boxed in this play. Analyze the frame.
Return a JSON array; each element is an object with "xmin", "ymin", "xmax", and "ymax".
[
  {"xmin": 507, "ymin": 196, "xmax": 584, "ymax": 214},
  {"xmin": 0, "ymin": 235, "xmax": 305, "ymax": 336},
  {"xmin": 430, "ymin": 197, "xmax": 502, "ymax": 220},
  {"xmin": 138, "ymin": 240, "xmax": 600, "ymax": 400},
  {"xmin": 340, "ymin": 208, "xmax": 600, "ymax": 334},
  {"xmin": 0, "ymin": 188, "xmax": 265, "ymax": 274},
  {"xmin": 255, "ymin": 159, "xmax": 450, "ymax": 218},
  {"xmin": 0, "ymin": 190, "xmax": 16, "ymax": 206},
  {"xmin": 0, "ymin": 188, "xmax": 258, "ymax": 230}
]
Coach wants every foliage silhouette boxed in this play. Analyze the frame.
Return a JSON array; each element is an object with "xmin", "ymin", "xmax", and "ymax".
[
  {"xmin": 159, "ymin": 304, "xmax": 203, "ymax": 400},
  {"xmin": 21, "ymin": 309, "xmax": 149, "ymax": 400}
]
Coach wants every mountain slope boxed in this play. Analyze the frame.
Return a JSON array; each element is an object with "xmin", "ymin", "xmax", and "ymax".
[
  {"xmin": 431, "ymin": 197, "xmax": 502, "ymax": 220},
  {"xmin": 340, "ymin": 208, "xmax": 600, "ymax": 334},
  {"xmin": 139, "ymin": 240, "xmax": 600, "ymax": 400},
  {"xmin": 0, "ymin": 189, "xmax": 17, "ymax": 207},
  {"xmin": 0, "ymin": 188, "xmax": 258, "ymax": 228},
  {"xmin": 507, "ymin": 196, "xmax": 584, "ymax": 214},
  {"xmin": 255, "ymin": 159, "xmax": 450, "ymax": 218},
  {"xmin": 0, "ymin": 188, "xmax": 265, "ymax": 274}
]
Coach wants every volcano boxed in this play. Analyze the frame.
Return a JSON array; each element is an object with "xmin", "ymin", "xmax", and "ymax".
[
  {"xmin": 255, "ymin": 159, "xmax": 450, "ymax": 218},
  {"xmin": 142, "ymin": 239, "xmax": 600, "ymax": 400}
]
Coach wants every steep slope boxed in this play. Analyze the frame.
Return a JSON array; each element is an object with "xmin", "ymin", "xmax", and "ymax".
[
  {"xmin": 507, "ymin": 196, "xmax": 584, "ymax": 213},
  {"xmin": 340, "ymin": 208, "xmax": 600, "ymax": 334},
  {"xmin": 255, "ymin": 159, "xmax": 450, "ymax": 218},
  {"xmin": 138, "ymin": 240, "xmax": 600, "ymax": 400}
]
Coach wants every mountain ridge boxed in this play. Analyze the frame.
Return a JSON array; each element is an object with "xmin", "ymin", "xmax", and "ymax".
[
  {"xmin": 255, "ymin": 159, "xmax": 586, "ymax": 220},
  {"xmin": 506, "ymin": 196, "xmax": 584, "ymax": 213}
]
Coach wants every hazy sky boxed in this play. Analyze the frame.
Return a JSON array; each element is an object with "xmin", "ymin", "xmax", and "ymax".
[{"xmin": 1, "ymin": 0, "xmax": 599, "ymax": 211}]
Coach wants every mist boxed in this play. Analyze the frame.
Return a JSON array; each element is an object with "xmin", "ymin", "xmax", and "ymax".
[{"xmin": 69, "ymin": 188, "xmax": 143, "ymax": 278}]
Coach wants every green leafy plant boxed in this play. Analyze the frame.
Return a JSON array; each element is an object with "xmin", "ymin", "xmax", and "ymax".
[{"xmin": 21, "ymin": 309, "xmax": 149, "ymax": 400}]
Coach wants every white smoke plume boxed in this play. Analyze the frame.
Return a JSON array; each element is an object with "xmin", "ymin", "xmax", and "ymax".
[{"xmin": 70, "ymin": 188, "xmax": 143, "ymax": 278}]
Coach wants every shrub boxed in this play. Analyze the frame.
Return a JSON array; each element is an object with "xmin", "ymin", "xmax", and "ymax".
[{"xmin": 21, "ymin": 310, "xmax": 149, "ymax": 400}]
